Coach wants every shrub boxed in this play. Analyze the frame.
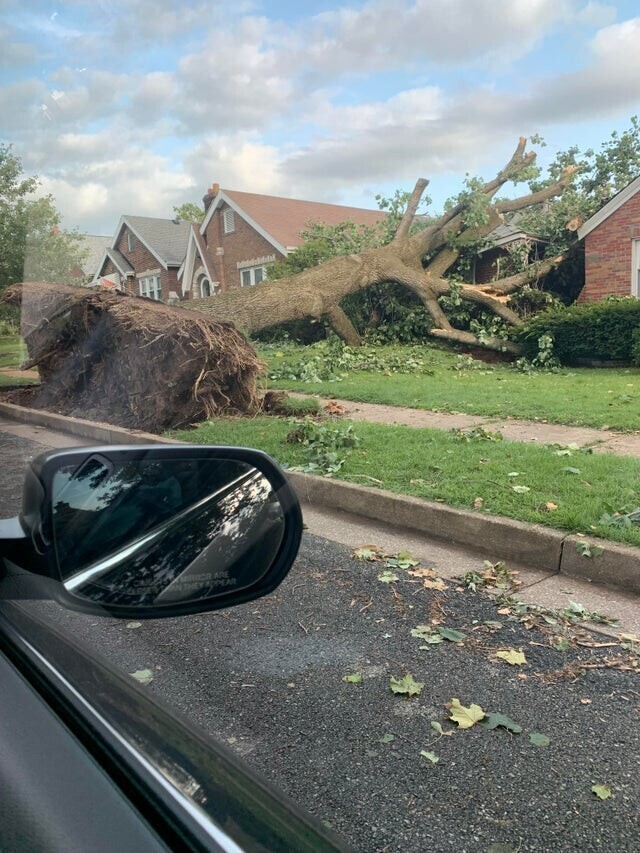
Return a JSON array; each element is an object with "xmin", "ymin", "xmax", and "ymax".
[
  {"xmin": 632, "ymin": 327, "xmax": 640, "ymax": 368},
  {"xmin": 516, "ymin": 297, "xmax": 640, "ymax": 364}
]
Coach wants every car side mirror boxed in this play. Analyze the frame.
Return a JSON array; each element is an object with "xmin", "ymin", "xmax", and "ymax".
[{"xmin": 0, "ymin": 445, "xmax": 302, "ymax": 618}]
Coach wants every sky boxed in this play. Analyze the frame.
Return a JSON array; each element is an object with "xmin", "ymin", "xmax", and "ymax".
[{"xmin": 2, "ymin": 0, "xmax": 640, "ymax": 236}]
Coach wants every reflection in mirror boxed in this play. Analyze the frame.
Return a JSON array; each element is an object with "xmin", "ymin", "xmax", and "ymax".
[{"xmin": 51, "ymin": 456, "xmax": 285, "ymax": 607}]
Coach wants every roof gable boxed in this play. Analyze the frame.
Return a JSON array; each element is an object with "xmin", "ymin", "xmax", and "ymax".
[
  {"xmin": 577, "ymin": 176, "xmax": 640, "ymax": 240},
  {"xmin": 201, "ymin": 189, "xmax": 386, "ymax": 252},
  {"xmin": 115, "ymin": 215, "xmax": 191, "ymax": 268}
]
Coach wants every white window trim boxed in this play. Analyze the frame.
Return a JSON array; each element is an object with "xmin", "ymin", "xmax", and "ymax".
[
  {"xmin": 632, "ymin": 239, "xmax": 640, "ymax": 298},
  {"xmin": 240, "ymin": 266, "xmax": 266, "ymax": 287},
  {"xmin": 139, "ymin": 274, "xmax": 162, "ymax": 301}
]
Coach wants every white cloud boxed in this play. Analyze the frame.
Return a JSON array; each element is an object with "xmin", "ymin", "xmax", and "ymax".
[
  {"xmin": 38, "ymin": 149, "xmax": 195, "ymax": 234},
  {"xmin": 183, "ymin": 135, "xmax": 283, "ymax": 196}
]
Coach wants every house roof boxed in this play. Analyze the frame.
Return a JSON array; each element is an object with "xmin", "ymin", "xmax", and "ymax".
[
  {"xmin": 201, "ymin": 189, "xmax": 386, "ymax": 252},
  {"xmin": 120, "ymin": 215, "xmax": 192, "ymax": 267},
  {"xmin": 105, "ymin": 248, "xmax": 134, "ymax": 275},
  {"xmin": 78, "ymin": 234, "xmax": 111, "ymax": 276},
  {"xmin": 577, "ymin": 175, "xmax": 640, "ymax": 240},
  {"xmin": 477, "ymin": 221, "xmax": 547, "ymax": 254}
]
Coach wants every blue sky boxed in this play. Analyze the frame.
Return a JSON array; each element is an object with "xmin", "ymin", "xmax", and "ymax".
[{"xmin": 2, "ymin": 0, "xmax": 640, "ymax": 235}]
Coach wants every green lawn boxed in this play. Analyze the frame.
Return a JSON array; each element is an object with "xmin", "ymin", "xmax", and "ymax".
[
  {"xmin": 0, "ymin": 335, "xmax": 38, "ymax": 386},
  {"xmin": 171, "ymin": 416, "xmax": 640, "ymax": 548},
  {"xmin": 258, "ymin": 341, "xmax": 640, "ymax": 431},
  {"xmin": 0, "ymin": 335, "xmax": 26, "ymax": 369}
]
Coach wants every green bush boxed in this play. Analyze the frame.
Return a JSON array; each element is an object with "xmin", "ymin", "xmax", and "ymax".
[
  {"xmin": 516, "ymin": 297, "xmax": 640, "ymax": 364},
  {"xmin": 632, "ymin": 327, "xmax": 640, "ymax": 367}
]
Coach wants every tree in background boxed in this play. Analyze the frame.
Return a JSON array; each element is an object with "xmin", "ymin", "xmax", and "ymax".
[
  {"xmin": 0, "ymin": 145, "xmax": 87, "ymax": 299},
  {"xmin": 172, "ymin": 201, "xmax": 205, "ymax": 223}
]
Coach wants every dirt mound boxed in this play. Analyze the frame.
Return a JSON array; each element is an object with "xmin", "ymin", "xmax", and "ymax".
[{"xmin": 2, "ymin": 282, "xmax": 262, "ymax": 432}]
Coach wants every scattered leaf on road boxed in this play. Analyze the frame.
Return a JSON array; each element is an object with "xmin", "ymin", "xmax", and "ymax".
[
  {"xmin": 529, "ymin": 733, "xmax": 550, "ymax": 747},
  {"xmin": 431, "ymin": 721, "xmax": 453, "ymax": 738},
  {"xmin": 126, "ymin": 621, "xmax": 142, "ymax": 629},
  {"xmin": 437, "ymin": 627, "xmax": 467, "ymax": 643},
  {"xmin": 420, "ymin": 750, "xmax": 439, "ymax": 764},
  {"xmin": 591, "ymin": 784, "xmax": 612, "ymax": 800},
  {"xmin": 378, "ymin": 570, "xmax": 400, "ymax": 583},
  {"xmin": 485, "ymin": 712, "xmax": 522, "ymax": 733},
  {"xmin": 379, "ymin": 733, "xmax": 395, "ymax": 744},
  {"xmin": 422, "ymin": 577, "xmax": 448, "ymax": 591},
  {"xmin": 353, "ymin": 545, "xmax": 381, "ymax": 561},
  {"xmin": 130, "ymin": 669, "xmax": 154, "ymax": 685},
  {"xmin": 342, "ymin": 673, "xmax": 363, "ymax": 683},
  {"xmin": 496, "ymin": 649, "xmax": 527, "ymax": 666},
  {"xmin": 390, "ymin": 674, "xmax": 424, "ymax": 697},
  {"xmin": 447, "ymin": 698, "xmax": 485, "ymax": 729}
]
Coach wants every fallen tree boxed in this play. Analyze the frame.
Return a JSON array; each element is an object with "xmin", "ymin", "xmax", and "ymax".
[
  {"xmin": 2, "ymin": 282, "xmax": 261, "ymax": 431},
  {"xmin": 192, "ymin": 138, "xmax": 578, "ymax": 352}
]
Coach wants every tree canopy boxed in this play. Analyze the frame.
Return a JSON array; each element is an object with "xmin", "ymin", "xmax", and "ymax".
[{"xmin": 0, "ymin": 144, "xmax": 87, "ymax": 294}]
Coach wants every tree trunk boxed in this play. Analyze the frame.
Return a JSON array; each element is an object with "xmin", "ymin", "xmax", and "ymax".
[{"xmin": 190, "ymin": 139, "xmax": 577, "ymax": 353}]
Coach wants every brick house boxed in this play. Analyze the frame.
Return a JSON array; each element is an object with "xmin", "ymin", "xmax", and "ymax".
[
  {"xmin": 473, "ymin": 222, "xmax": 547, "ymax": 285},
  {"xmin": 577, "ymin": 177, "xmax": 640, "ymax": 302},
  {"xmin": 179, "ymin": 185, "xmax": 387, "ymax": 299},
  {"xmin": 93, "ymin": 216, "xmax": 191, "ymax": 301}
]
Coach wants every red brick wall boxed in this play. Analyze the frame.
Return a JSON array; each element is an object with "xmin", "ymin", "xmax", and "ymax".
[
  {"xmin": 580, "ymin": 191, "xmax": 640, "ymax": 302},
  {"xmin": 97, "ymin": 226, "xmax": 181, "ymax": 300},
  {"xmin": 203, "ymin": 204, "xmax": 285, "ymax": 290}
]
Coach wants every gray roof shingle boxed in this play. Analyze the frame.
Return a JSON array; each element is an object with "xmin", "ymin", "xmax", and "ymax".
[{"xmin": 123, "ymin": 216, "xmax": 191, "ymax": 266}]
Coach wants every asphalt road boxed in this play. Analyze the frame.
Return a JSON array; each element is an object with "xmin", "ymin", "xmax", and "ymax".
[{"xmin": 1, "ymin": 429, "xmax": 639, "ymax": 852}]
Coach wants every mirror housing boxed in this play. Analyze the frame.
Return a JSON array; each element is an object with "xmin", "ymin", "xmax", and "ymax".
[{"xmin": 0, "ymin": 445, "xmax": 302, "ymax": 619}]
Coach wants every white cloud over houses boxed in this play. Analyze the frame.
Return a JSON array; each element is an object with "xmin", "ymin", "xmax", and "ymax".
[{"xmin": 3, "ymin": 1, "xmax": 640, "ymax": 233}]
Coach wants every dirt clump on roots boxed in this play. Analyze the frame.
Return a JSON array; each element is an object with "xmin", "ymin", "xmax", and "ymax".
[{"xmin": 2, "ymin": 282, "xmax": 262, "ymax": 432}]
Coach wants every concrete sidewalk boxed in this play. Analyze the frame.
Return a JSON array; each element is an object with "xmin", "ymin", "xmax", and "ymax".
[{"xmin": 289, "ymin": 393, "xmax": 640, "ymax": 456}]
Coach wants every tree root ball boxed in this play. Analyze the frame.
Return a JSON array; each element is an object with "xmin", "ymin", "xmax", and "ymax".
[{"xmin": 2, "ymin": 282, "xmax": 262, "ymax": 432}]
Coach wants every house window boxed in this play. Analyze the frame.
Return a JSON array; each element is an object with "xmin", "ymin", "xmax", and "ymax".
[
  {"xmin": 223, "ymin": 208, "xmax": 235, "ymax": 234},
  {"xmin": 127, "ymin": 232, "xmax": 136, "ymax": 252},
  {"xmin": 139, "ymin": 275, "xmax": 162, "ymax": 300},
  {"xmin": 240, "ymin": 266, "xmax": 266, "ymax": 287},
  {"xmin": 633, "ymin": 239, "xmax": 640, "ymax": 298}
]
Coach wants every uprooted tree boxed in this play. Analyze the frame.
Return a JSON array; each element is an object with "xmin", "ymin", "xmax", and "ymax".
[
  {"xmin": 2, "ymin": 282, "xmax": 262, "ymax": 432},
  {"xmin": 192, "ymin": 138, "xmax": 579, "ymax": 353}
]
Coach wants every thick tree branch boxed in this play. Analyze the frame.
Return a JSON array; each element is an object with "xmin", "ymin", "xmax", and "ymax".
[
  {"xmin": 458, "ymin": 285, "xmax": 523, "ymax": 325},
  {"xmin": 475, "ymin": 254, "xmax": 566, "ymax": 294},
  {"xmin": 496, "ymin": 165, "xmax": 579, "ymax": 214},
  {"xmin": 392, "ymin": 178, "xmax": 429, "ymax": 243},
  {"xmin": 429, "ymin": 327, "xmax": 522, "ymax": 354}
]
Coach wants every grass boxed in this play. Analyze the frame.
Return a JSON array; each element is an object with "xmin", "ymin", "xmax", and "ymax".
[
  {"xmin": 170, "ymin": 416, "xmax": 640, "ymax": 548},
  {"xmin": 258, "ymin": 341, "xmax": 640, "ymax": 431},
  {"xmin": 0, "ymin": 335, "xmax": 39, "ymax": 386}
]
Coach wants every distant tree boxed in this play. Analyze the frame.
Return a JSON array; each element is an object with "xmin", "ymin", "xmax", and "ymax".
[
  {"xmin": 0, "ymin": 144, "xmax": 86, "ymax": 293},
  {"xmin": 173, "ymin": 201, "xmax": 205, "ymax": 223}
]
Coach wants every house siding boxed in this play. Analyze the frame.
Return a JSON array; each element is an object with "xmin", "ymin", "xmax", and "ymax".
[
  {"xmin": 580, "ymin": 191, "xmax": 640, "ymax": 302},
  {"xmin": 97, "ymin": 225, "xmax": 181, "ymax": 300},
  {"xmin": 202, "ymin": 204, "xmax": 285, "ymax": 291}
]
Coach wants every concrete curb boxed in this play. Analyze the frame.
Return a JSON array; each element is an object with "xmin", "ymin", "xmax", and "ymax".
[{"xmin": 1, "ymin": 400, "xmax": 639, "ymax": 595}]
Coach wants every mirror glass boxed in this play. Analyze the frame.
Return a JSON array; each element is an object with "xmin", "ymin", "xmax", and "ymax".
[{"xmin": 50, "ymin": 455, "xmax": 285, "ymax": 607}]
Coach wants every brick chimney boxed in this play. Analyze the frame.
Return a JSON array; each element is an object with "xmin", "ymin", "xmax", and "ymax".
[{"xmin": 203, "ymin": 181, "xmax": 220, "ymax": 212}]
